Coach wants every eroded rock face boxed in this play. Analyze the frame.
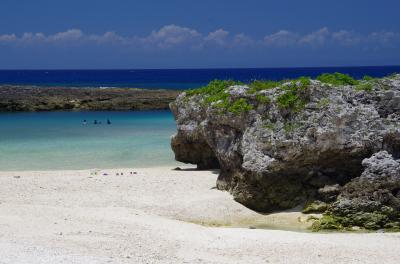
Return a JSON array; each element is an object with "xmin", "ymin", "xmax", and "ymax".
[
  {"xmin": 170, "ymin": 75, "xmax": 400, "ymax": 218},
  {"xmin": 329, "ymin": 151, "xmax": 400, "ymax": 229}
]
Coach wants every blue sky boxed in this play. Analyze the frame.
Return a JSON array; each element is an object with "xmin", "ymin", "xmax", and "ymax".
[{"xmin": 0, "ymin": 0, "xmax": 399, "ymax": 69}]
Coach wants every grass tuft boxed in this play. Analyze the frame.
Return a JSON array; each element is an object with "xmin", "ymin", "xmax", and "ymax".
[
  {"xmin": 355, "ymin": 82, "xmax": 373, "ymax": 92},
  {"xmin": 316, "ymin": 72, "xmax": 359, "ymax": 86},
  {"xmin": 249, "ymin": 80, "xmax": 281, "ymax": 93}
]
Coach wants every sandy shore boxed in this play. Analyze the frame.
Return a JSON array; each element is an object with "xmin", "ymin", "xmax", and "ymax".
[{"xmin": 0, "ymin": 167, "xmax": 399, "ymax": 263}]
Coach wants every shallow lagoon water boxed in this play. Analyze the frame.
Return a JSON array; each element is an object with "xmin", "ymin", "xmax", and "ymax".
[{"xmin": 0, "ymin": 111, "xmax": 181, "ymax": 171}]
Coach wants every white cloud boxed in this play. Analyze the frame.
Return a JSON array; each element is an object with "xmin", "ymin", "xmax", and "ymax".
[
  {"xmin": 367, "ymin": 31, "xmax": 400, "ymax": 45},
  {"xmin": 233, "ymin": 33, "xmax": 253, "ymax": 46},
  {"xmin": 332, "ymin": 30, "xmax": 361, "ymax": 46},
  {"xmin": 0, "ymin": 34, "xmax": 16, "ymax": 42},
  {"xmin": 0, "ymin": 25, "xmax": 398, "ymax": 51},
  {"xmin": 88, "ymin": 31, "xmax": 128, "ymax": 45},
  {"xmin": 49, "ymin": 29, "xmax": 83, "ymax": 42},
  {"xmin": 1, "ymin": 29, "xmax": 83, "ymax": 45},
  {"xmin": 205, "ymin": 29, "xmax": 229, "ymax": 46},
  {"xmin": 19, "ymin": 32, "xmax": 46, "ymax": 43},
  {"xmin": 143, "ymin": 24, "xmax": 201, "ymax": 48},
  {"xmin": 299, "ymin": 27, "xmax": 330, "ymax": 46},
  {"xmin": 264, "ymin": 30, "xmax": 298, "ymax": 46}
]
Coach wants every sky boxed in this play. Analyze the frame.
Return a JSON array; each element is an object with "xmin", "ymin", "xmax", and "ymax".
[{"xmin": 0, "ymin": 0, "xmax": 399, "ymax": 69}]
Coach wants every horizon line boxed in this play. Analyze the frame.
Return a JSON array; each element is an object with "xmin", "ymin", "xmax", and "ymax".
[{"xmin": 0, "ymin": 65, "xmax": 400, "ymax": 71}]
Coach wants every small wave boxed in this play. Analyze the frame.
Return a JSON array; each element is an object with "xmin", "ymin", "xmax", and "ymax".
[{"xmin": 99, "ymin": 86, "xmax": 118, "ymax": 89}]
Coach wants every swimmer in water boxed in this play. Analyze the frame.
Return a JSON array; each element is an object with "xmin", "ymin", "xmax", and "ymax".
[{"xmin": 107, "ymin": 119, "xmax": 111, "ymax": 125}]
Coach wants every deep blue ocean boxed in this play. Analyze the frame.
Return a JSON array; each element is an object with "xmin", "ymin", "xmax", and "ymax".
[{"xmin": 0, "ymin": 66, "xmax": 399, "ymax": 89}]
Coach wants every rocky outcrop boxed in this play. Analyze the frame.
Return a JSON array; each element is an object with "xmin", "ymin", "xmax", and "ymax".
[
  {"xmin": 328, "ymin": 151, "xmax": 400, "ymax": 229},
  {"xmin": 0, "ymin": 85, "xmax": 180, "ymax": 112},
  {"xmin": 170, "ymin": 74, "xmax": 400, "ymax": 229}
]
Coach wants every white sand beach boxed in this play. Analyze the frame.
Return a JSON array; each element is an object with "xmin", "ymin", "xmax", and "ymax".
[{"xmin": 0, "ymin": 167, "xmax": 399, "ymax": 264}]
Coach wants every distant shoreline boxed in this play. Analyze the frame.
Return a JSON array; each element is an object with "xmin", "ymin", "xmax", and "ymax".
[{"xmin": 0, "ymin": 85, "xmax": 181, "ymax": 112}]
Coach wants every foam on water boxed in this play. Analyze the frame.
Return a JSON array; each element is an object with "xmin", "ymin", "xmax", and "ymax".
[{"xmin": 0, "ymin": 111, "xmax": 181, "ymax": 171}]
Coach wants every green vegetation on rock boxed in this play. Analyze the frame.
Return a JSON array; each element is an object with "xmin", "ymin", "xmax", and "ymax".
[
  {"xmin": 355, "ymin": 82, "xmax": 374, "ymax": 92},
  {"xmin": 255, "ymin": 94, "xmax": 270, "ymax": 104},
  {"xmin": 248, "ymin": 80, "xmax": 281, "ymax": 93},
  {"xmin": 276, "ymin": 77, "xmax": 310, "ymax": 111},
  {"xmin": 186, "ymin": 80, "xmax": 234, "ymax": 96},
  {"xmin": 311, "ymin": 209, "xmax": 400, "ymax": 232},
  {"xmin": 226, "ymin": 98, "xmax": 253, "ymax": 114},
  {"xmin": 297, "ymin": 76, "xmax": 312, "ymax": 88},
  {"xmin": 183, "ymin": 73, "xmax": 393, "ymax": 116},
  {"xmin": 311, "ymin": 214, "xmax": 344, "ymax": 231},
  {"xmin": 186, "ymin": 80, "xmax": 254, "ymax": 115},
  {"xmin": 316, "ymin": 72, "xmax": 359, "ymax": 86},
  {"xmin": 302, "ymin": 201, "xmax": 328, "ymax": 214},
  {"xmin": 363, "ymin": 75, "xmax": 375, "ymax": 81},
  {"xmin": 276, "ymin": 92, "xmax": 303, "ymax": 110}
]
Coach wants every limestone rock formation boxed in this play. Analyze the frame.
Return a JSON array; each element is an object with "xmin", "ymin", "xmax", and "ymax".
[
  {"xmin": 170, "ymin": 74, "xmax": 400, "ymax": 229},
  {"xmin": 329, "ymin": 151, "xmax": 400, "ymax": 229}
]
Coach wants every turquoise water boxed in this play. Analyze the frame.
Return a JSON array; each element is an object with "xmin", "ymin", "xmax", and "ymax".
[{"xmin": 0, "ymin": 111, "xmax": 181, "ymax": 171}]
